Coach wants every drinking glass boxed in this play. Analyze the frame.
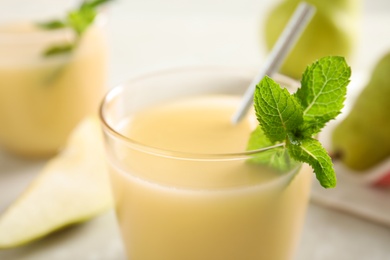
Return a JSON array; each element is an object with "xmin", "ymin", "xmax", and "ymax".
[
  {"xmin": 100, "ymin": 66, "xmax": 312, "ymax": 260},
  {"xmin": 0, "ymin": 4, "xmax": 107, "ymax": 158}
]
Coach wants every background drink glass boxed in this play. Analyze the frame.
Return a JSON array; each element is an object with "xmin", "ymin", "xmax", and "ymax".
[
  {"xmin": 100, "ymin": 66, "xmax": 312, "ymax": 260},
  {"xmin": 0, "ymin": 4, "xmax": 108, "ymax": 158}
]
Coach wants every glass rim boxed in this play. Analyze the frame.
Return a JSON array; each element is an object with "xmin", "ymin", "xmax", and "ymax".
[{"xmin": 99, "ymin": 65, "xmax": 299, "ymax": 162}]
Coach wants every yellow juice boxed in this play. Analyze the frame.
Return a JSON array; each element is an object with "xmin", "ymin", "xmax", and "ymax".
[
  {"xmin": 0, "ymin": 22, "xmax": 107, "ymax": 157},
  {"xmin": 106, "ymin": 95, "xmax": 312, "ymax": 260}
]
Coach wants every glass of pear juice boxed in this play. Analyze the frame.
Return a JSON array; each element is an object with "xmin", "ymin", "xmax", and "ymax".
[
  {"xmin": 0, "ymin": 16, "xmax": 107, "ymax": 158},
  {"xmin": 100, "ymin": 66, "xmax": 312, "ymax": 260}
]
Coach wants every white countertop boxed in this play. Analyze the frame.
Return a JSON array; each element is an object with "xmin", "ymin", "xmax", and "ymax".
[{"xmin": 1, "ymin": 0, "xmax": 390, "ymax": 259}]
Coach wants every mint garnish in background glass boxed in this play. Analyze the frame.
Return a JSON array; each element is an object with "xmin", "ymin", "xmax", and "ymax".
[
  {"xmin": 38, "ymin": 0, "xmax": 113, "ymax": 57},
  {"xmin": 248, "ymin": 56, "xmax": 351, "ymax": 188}
]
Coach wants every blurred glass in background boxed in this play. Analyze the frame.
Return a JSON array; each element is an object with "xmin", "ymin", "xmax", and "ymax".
[{"xmin": 0, "ymin": 0, "xmax": 108, "ymax": 158}]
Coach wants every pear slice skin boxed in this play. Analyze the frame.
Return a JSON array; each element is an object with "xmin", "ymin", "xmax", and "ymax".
[{"xmin": 0, "ymin": 117, "xmax": 113, "ymax": 248}]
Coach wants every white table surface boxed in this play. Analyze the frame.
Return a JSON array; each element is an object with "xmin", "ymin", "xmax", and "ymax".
[{"xmin": 1, "ymin": 0, "xmax": 390, "ymax": 259}]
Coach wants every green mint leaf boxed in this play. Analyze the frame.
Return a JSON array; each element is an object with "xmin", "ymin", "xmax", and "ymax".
[
  {"xmin": 37, "ymin": 20, "xmax": 67, "ymax": 30},
  {"xmin": 294, "ymin": 56, "xmax": 351, "ymax": 135},
  {"xmin": 43, "ymin": 43, "xmax": 74, "ymax": 57},
  {"xmin": 247, "ymin": 126, "xmax": 299, "ymax": 172},
  {"xmin": 247, "ymin": 126, "xmax": 276, "ymax": 150},
  {"xmin": 67, "ymin": 7, "xmax": 97, "ymax": 36},
  {"xmin": 287, "ymin": 138, "xmax": 336, "ymax": 188},
  {"xmin": 254, "ymin": 75, "xmax": 303, "ymax": 143}
]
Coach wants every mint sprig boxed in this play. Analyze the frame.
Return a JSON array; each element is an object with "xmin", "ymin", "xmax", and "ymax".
[
  {"xmin": 38, "ymin": 0, "xmax": 112, "ymax": 57},
  {"xmin": 249, "ymin": 56, "xmax": 351, "ymax": 188}
]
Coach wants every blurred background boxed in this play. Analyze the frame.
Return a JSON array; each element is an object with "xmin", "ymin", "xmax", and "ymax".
[
  {"xmin": 97, "ymin": 0, "xmax": 387, "ymax": 84},
  {"xmin": 109, "ymin": 0, "xmax": 387, "ymax": 82},
  {"xmin": 1, "ymin": 0, "xmax": 390, "ymax": 259},
  {"xmin": 2, "ymin": 0, "xmax": 390, "ymax": 85}
]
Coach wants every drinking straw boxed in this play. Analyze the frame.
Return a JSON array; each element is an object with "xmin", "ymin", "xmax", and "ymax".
[{"xmin": 231, "ymin": 2, "xmax": 316, "ymax": 124}]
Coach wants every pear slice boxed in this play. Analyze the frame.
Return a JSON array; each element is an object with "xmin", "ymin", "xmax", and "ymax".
[{"xmin": 0, "ymin": 117, "xmax": 113, "ymax": 248}]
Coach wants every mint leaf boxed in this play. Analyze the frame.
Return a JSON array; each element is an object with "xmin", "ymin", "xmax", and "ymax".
[
  {"xmin": 67, "ymin": 7, "xmax": 97, "ymax": 36},
  {"xmin": 295, "ymin": 56, "xmax": 351, "ymax": 135},
  {"xmin": 248, "ymin": 56, "xmax": 351, "ymax": 189},
  {"xmin": 43, "ymin": 43, "xmax": 74, "ymax": 57},
  {"xmin": 37, "ymin": 20, "xmax": 67, "ymax": 30},
  {"xmin": 287, "ymin": 138, "xmax": 335, "ymax": 188},
  {"xmin": 254, "ymin": 76, "xmax": 303, "ymax": 143},
  {"xmin": 247, "ymin": 126, "xmax": 298, "ymax": 172},
  {"xmin": 247, "ymin": 126, "xmax": 276, "ymax": 150}
]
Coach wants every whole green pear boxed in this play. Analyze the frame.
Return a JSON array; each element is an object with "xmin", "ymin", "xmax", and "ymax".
[
  {"xmin": 264, "ymin": 0, "xmax": 359, "ymax": 79},
  {"xmin": 332, "ymin": 52, "xmax": 390, "ymax": 171}
]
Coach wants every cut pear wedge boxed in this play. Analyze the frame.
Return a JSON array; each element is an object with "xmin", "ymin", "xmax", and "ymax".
[{"xmin": 0, "ymin": 117, "xmax": 113, "ymax": 248}]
